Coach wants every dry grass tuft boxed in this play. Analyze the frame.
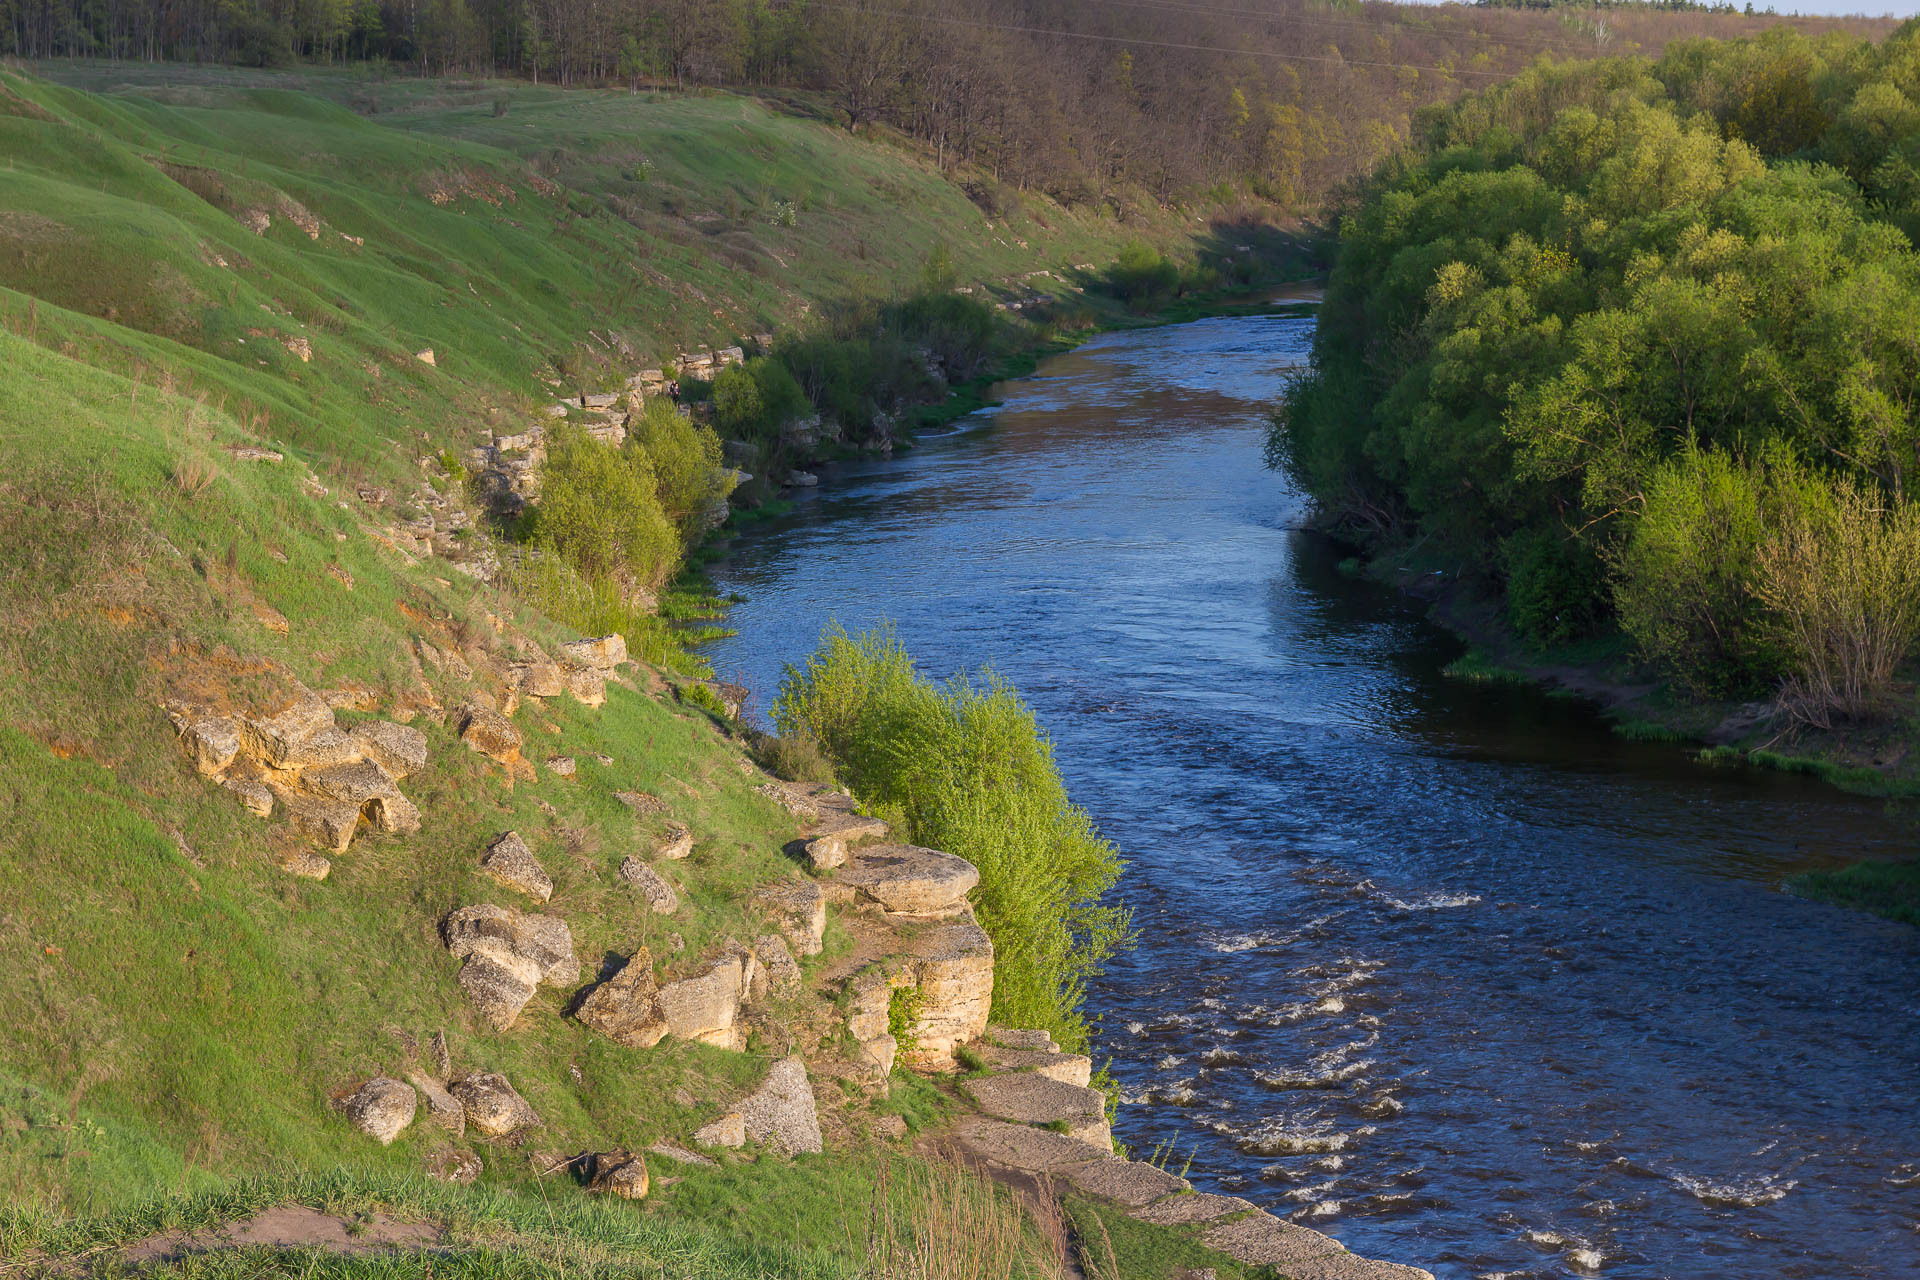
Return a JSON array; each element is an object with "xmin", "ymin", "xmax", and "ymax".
[{"xmin": 171, "ymin": 456, "xmax": 217, "ymax": 500}]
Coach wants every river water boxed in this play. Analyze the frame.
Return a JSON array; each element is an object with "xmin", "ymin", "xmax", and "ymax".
[{"xmin": 702, "ymin": 309, "xmax": 1920, "ymax": 1279}]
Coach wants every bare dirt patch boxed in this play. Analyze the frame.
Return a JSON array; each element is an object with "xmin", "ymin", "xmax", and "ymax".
[{"xmin": 120, "ymin": 1204, "xmax": 442, "ymax": 1266}]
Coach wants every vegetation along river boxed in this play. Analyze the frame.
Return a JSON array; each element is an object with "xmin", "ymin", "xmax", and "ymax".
[{"xmin": 702, "ymin": 309, "xmax": 1920, "ymax": 1279}]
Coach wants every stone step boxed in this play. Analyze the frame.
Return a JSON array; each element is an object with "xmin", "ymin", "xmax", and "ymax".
[
  {"xmin": 961, "ymin": 1072, "xmax": 1110, "ymax": 1150},
  {"xmin": 1130, "ymin": 1191, "xmax": 1256, "ymax": 1226},
  {"xmin": 972, "ymin": 1040, "xmax": 1091, "ymax": 1087},
  {"xmin": 836, "ymin": 844, "xmax": 980, "ymax": 915}
]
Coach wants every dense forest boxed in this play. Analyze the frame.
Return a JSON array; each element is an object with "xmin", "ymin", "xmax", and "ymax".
[
  {"xmin": 1275, "ymin": 23, "xmax": 1920, "ymax": 724},
  {"xmin": 0, "ymin": 0, "xmax": 1890, "ymax": 212}
]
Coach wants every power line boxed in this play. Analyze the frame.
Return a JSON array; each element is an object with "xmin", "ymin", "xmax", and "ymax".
[{"xmin": 803, "ymin": 1, "xmax": 1535, "ymax": 78}]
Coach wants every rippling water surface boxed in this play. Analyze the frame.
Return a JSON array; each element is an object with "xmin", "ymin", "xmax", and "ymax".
[{"xmin": 702, "ymin": 308, "xmax": 1920, "ymax": 1279}]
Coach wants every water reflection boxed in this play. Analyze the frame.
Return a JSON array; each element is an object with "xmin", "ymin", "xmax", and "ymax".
[{"xmin": 703, "ymin": 313, "xmax": 1920, "ymax": 1279}]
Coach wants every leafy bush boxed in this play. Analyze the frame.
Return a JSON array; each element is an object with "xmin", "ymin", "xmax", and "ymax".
[
  {"xmin": 1502, "ymin": 527, "xmax": 1607, "ymax": 647},
  {"xmin": 1756, "ymin": 474, "xmax": 1920, "ymax": 727},
  {"xmin": 713, "ymin": 358, "xmax": 809, "ymax": 439},
  {"xmin": 773, "ymin": 626, "xmax": 1132, "ymax": 1050},
  {"xmin": 1613, "ymin": 447, "xmax": 1780, "ymax": 696},
  {"xmin": 530, "ymin": 424, "xmax": 677, "ymax": 591},
  {"xmin": 625, "ymin": 397, "xmax": 733, "ymax": 535},
  {"xmin": 1105, "ymin": 240, "xmax": 1180, "ymax": 312}
]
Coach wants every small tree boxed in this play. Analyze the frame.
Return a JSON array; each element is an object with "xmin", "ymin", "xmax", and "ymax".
[{"xmin": 531, "ymin": 425, "xmax": 677, "ymax": 592}]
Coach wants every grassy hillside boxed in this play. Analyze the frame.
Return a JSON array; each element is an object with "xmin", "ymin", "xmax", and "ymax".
[{"xmin": 0, "ymin": 66, "xmax": 1304, "ymax": 1276}]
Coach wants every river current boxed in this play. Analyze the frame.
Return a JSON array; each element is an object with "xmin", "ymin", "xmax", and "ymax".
[{"xmin": 702, "ymin": 308, "xmax": 1920, "ymax": 1279}]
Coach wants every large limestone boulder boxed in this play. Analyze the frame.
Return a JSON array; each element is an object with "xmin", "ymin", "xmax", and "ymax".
[
  {"xmin": 587, "ymin": 1150, "xmax": 650, "ymax": 1200},
  {"xmin": 752, "ymin": 934, "xmax": 800, "ymax": 995},
  {"xmin": 737, "ymin": 1056, "xmax": 823, "ymax": 1156},
  {"xmin": 566, "ymin": 667, "xmax": 607, "ymax": 707},
  {"xmin": 443, "ymin": 905, "xmax": 578, "ymax": 1029},
  {"xmin": 575, "ymin": 948, "xmax": 669, "ymax": 1048},
  {"xmin": 658, "ymin": 953, "xmax": 746, "ymax": 1049},
  {"xmin": 900, "ymin": 920, "xmax": 994, "ymax": 1064},
  {"xmin": 510, "ymin": 662, "xmax": 565, "ymax": 698},
  {"xmin": 456, "ymin": 703, "xmax": 523, "ymax": 768},
  {"xmin": 183, "ymin": 717, "xmax": 241, "ymax": 776},
  {"xmin": 836, "ymin": 845, "xmax": 979, "ymax": 916},
  {"xmin": 279, "ymin": 792, "xmax": 362, "ymax": 853},
  {"xmin": 962, "ymin": 1072, "xmax": 1111, "ymax": 1150},
  {"xmin": 336, "ymin": 1076, "xmax": 416, "ymax": 1145},
  {"xmin": 558, "ymin": 635, "xmax": 626, "ymax": 669},
  {"xmin": 350, "ymin": 720, "xmax": 428, "ymax": 778},
  {"xmin": 449, "ymin": 1072, "xmax": 541, "ymax": 1137},
  {"xmin": 406, "ymin": 1071, "xmax": 465, "ymax": 1137},
  {"xmin": 482, "ymin": 831, "xmax": 553, "ymax": 902},
  {"xmin": 617, "ymin": 856, "xmax": 678, "ymax": 914}
]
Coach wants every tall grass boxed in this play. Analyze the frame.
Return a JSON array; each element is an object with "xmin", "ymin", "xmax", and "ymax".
[{"xmin": 772, "ymin": 626, "xmax": 1132, "ymax": 1051}]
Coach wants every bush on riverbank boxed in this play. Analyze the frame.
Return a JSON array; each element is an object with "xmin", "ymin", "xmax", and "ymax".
[{"xmin": 772, "ymin": 626, "xmax": 1132, "ymax": 1051}]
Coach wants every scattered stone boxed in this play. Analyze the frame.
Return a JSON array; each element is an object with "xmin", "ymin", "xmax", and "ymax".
[
  {"xmin": 349, "ymin": 720, "xmax": 428, "ymax": 779},
  {"xmin": 449, "ymin": 1072, "xmax": 541, "ymax": 1137},
  {"xmin": 872, "ymin": 1114, "xmax": 908, "ymax": 1141},
  {"xmin": 558, "ymin": 634, "xmax": 626, "ymax": 669},
  {"xmin": 837, "ymin": 845, "xmax": 980, "ymax": 916},
  {"xmin": 752, "ymin": 934, "xmax": 800, "ymax": 993},
  {"xmin": 693, "ymin": 1111, "xmax": 745, "ymax": 1150},
  {"xmin": 617, "ymin": 857, "xmax": 679, "ymax": 914},
  {"xmin": 456, "ymin": 703, "xmax": 524, "ymax": 768},
  {"xmin": 752, "ymin": 879, "xmax": 827, "ymax": 956},
  {"xmin": 279, "ymin": 851, "xmax": 332, "ymax": 880},
  {"xmin": 443, "ymin": 904, "xmax": 578, "ymax": 1029},
  {"xmin": 336, "ymin": 1077, "xmax": 416, "ymax": 1145},
  {"xmin": 511, "ymin": 663, "xmax": 565, "ymax": 697},
  {"xmin": 546, "ymin": 756, "xmax": 576, "ymax": 778},
  {"xmin": 481, "ymin": 831, "xmax": 553, "ymax": 902},
  {"xmin": 648, "ymin": 1141, "xmax": 716, "ymax": 1167},
  {"xmin": 430, "ymin": 1030, "xmax": 453, "ymax": 1078},
  {"xmin": 1131, "ymin": 1192, "xmax": 1257, "ymax": 1227},
  {"xmin": 587, "ymin": 1150, "xmax": 650, "ymax": 1199},
  {"xmin": 424, "ymin": 1148, "xmax": 482, "ymax": 1184},
  {"xmin": 226, "ymin": 444, "xmax": 284, "ymax": 462},
  {"xmin": 803, "ymin": 833, "xmax": 847, "ymax": 871},
  {"xmin": 736, "ymin": 1055, "xmax": 823, "ymax": 1156},
  {"xmin": 658, "ymin": 953, "xmax": 746, "ymax": 1048},
  {"xmin": 962, "ymin": 1072, "xmax": 1110, "ymax": 1150},
  {"xmin": 182, "ymin": 717, "xmax": 241, "ymax": 775},
  {"xmin": 224, "ymin": 777, "xmax": 275, "ymax": 818},
  {"xmin": 755, "ymin": 781, "xmax": 818, "ymax": 818},
  {"xmin": 655, "ymin": 822, "xmax": 693, "ymax": 860},
  {"xmin": 406, "ymin": 1072, "xmax": 465, "ymax": 1137},
  {"xmin": 416, "ymin": 348, "xmax": 436, "ymax": 366},
  {"xmin": 789, "ymin": 470, "xmax": 818, "ymax": 487},
  {"xmin": 592, "ymin": 753, "xmax": 614, "ymax": 767},
  {"xmin": 565, "ymin": 666, "xmax": 606, "ymax": 707},
  {"xmin": 614, "ymin": 789, "xmax": 666, "ymax": 815},
  {"xmin": 574, "ymin": 947, "xmax": 669, "ymax": 1049}
]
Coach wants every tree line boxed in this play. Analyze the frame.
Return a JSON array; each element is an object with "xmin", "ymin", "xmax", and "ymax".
[
  {"xmin": 1, "ymin": 0, "xmax": 1889, "ymax": 213},
  {"xmin": 1275, "ymin": 23, "xmax": 1920, "ymax": 724}
]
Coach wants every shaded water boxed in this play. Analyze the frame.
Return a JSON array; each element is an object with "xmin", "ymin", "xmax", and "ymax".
[{"xmin": 702, "ymin": 310, "xmax": 1920, "ymax": 1279}]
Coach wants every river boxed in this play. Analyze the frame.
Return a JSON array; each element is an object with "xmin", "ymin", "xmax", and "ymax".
[{"xmin": 700, "ymin": 307, "xmax": 1920, "ymax": 1279}]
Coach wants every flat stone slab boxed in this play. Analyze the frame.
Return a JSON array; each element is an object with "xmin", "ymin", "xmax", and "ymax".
[
  {"xmin": 1062, "ymin": 1158, "xmax": 1188, "ymax": 1208},
  {"xmin": 974, "ymin": 1041, "xmax": 1092, "ymax": 1086},
  {"xmin": 1285, "ymin": 1255, "xmax": 1436, "ymax": 1280},
  {"xmin": 962, "ymin": 1073, "xmax": 1109, "ymax": 1149},
  {"xmin": 947, "ymin": 1116, "xmax": 1107, "ymax": 1175},
  {"xmin": 984, "ymin": 1025, "xmax": 1055, "ymax": 1052},
  {"xmin": 837, "ymin": 844, "xmax": 979, "ymax": 915},
  {"xmin": 1201, "ymin": 1212, "xmax": 1346, "ymax": 1267},
  {"xmin": 1132, "ymin": 1191, "xmax": 1258, "ymax": 1226}
]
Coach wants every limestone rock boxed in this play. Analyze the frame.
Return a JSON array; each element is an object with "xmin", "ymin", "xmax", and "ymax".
[
  {"xmin": 752, "ymin": 879, "xmax": 827, "ymax": 956},
  {"xmin": 1199, "ymin": 1213, "xmax": 1353, "ymax": 1270},
  {"xmin": 449, "ymin": 1072, "xmax": 541, "ymax": 1137},
  {"xmin": 456, "ymin": 703, "xmax": 523, "ymax": 766},
  {"xmin": 239, "ymin": 690, "xmax": 339, "ymax": 767},
  {"xmin": 648, "ymin": 1141, "xmax": 716, "ymax": 1167},
  {"xmin": 183, "ymin": 717, "xmax": 240, "ymax": 776},
  {"xmin": 565, "ymin": 666, "xmax": 606, "ymax": 707},
  {"xmin": 1062, "ymin": 1158, "xmax": 1186, "ymax": 1207},
  {"xmin": 443, "ymin": 904, "xmax": 578, "ymax": 1028},
  {"xmin": 350, "ymin": 720, "xmax": 429, "ymax": 779},
  {"xmin": 587, "ymin": 1150, "xmax": 650, "ymax": 1199},
  {"xmin": 837, "ymin": 845, "xmax": 980, "ymax": 916},
  {"xmin": 737, "ymin": 1056, "xmax": 823, "ymax": 1156},
  {"xmin": 511, "ymin": 663, "xmax": 565, "ymax": 698},
  {"xmin": 304, "ymin": 759, "xmax": 399, "ymax": 806},
  {"xmin": 752, "ymin": 934, "xmax": 800, "ymax": 993},
  {"xmin": 961, "ymin": 1072, "xmax": 1111, "ymax": 1150},
  {"xmin": 617, "ymin": 857, "xmax": 679, "ymax": 914},
  {"xmin": 857, "ymin": 1033, "xmax": 898, "ymax": 1081},
  {"xmin": 614, "ymin": 790, "xmax": 666, "ymax": 815},
  {"xmin": 424, "ymin": 1147, "xmax": 482, "ymax": 1183},
  {"xmin": 407, "ymin": 1071, "xmax": 466, "ymax": 1137},
  {"xmin": 457, "ymin": 956, "xmax": 539, "ymax": 1031},
  {"xmin": 985, "ymin": 1025, "xmax": 1053, "ymax": 1052},
  {"xmin": 369, "ymin": 791, "xmax": 422, "ymax": 835},
  {"xmin": 900, "ymin": 921, "xmax": 995, "ymax": 1064},
  {"xmin": 575, "ymin": 948, "xmax": 669, "ymax": 1049},
  {"xmin": 655, "ymin": 823, "xmax": 693, "ymax": 860},
  {"xmin": 337, "ymin": 1077, "xmax": 416, "ymax": 1145},
  {"xmin": 693, "ymin": 1111, "xmax": 745, "ymax": 1149},
  {"xmin": 974, "ymin": 1040, "xmax": 1093, "ymax": 1087},
  {"xmin": 481, "ymin": 831, "xmax": 553, "ymax": 902},
  {"xmin": 658, "ymin": 954, "xmax": 744, "ymax": 1049},
  {"xmin": 546, "ymin": 756, "xmax": 576, "ymax": 778},
  {"xmin": 224, "ymin": 777, "xmax": 275, "ymax": 817},
  {"xmin": 280, "ymin": 792, "xmax": 362, "ymax": 852},
  {"xmin": 803, "ymin": 834, "xmax": 847, "ymax": 871},
  {"xmin": 947, "ymin": 1116, "xmax": 1106, "ymax": 1176},
  {"xmin": 1132, "ymin": 1192, "xmax": 1257, "ymax": 1226},
  {"xmin": 558, "ymin": 634, "xmax": 626, "ymax": 669},
  {"xmin": 279, "ymin": 851, "xmax": 332, "ymax": 879}
]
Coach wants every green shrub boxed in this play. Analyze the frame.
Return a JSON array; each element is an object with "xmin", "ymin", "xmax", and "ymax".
[
  {"xmin": 1106, "ymin": 239, "xmax": 1180, "ymax": 312},
  {"xmin": 530, "ymin": 424, "xmax": 677, "ymax": 590},
  {"xmin": 773, "ymin": 626, "xmax": 1132, "ymax": 1050},
  {"xmin": 625, "ymin": 398, "xmax": 733, "ymax": 537},
  {"xmin": 1614, "ymin": 446, "xmax": 1781, "ymax": 696},
  {"xmin": 755, "ymin": 731, "xmax": 837, "ymax": 784},
  {"xmin": 1502, "ymin": 527, "xmax": 1606, "ymax": 647}
]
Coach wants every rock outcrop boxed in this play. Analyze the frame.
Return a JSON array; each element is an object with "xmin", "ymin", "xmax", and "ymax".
[
  {"xmin": 574, "ymin": 948, "xmax": 669, "ymax": 1049},
  {"xmin": 693, "ymin": 1056, "xmax": 822, "ymax": 1156},
  {"xmin": 586, "ymin": 1149, "xmax": 650, "ymax": 1200},
  {"xmin": 442, "ymin": 905, "xmax": 579, "ymax": 1029},
  {"xmin": 481, "ymin": 831, "xmax": 553, "ymax": 901},
  {"xmin": 835, "ymin": 844, "xmax": 979, "ymax": 916},
  {"xmin": 617, "ymin": 856, "xmax": 679, "ymax": 914}
]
